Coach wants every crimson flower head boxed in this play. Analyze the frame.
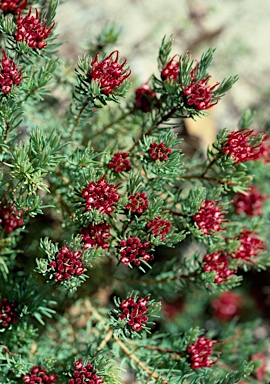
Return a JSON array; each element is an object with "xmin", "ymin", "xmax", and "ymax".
[
  {"xmin": 183, "ymin": 76, "xmax": 219, "ymax": 110},
  {"xmin": 125, "ymin": 192, "xmax": 149, "ymax": 215},
  {"xmin": 119, "ymin": 236, "xmax": 153, "ymax": 266},
  {"xmin": 49, "ymin": 246, "xmax": 85, "ymax": 281},
  {"xmin": 16, "ymin": 8, "xmax": 55, "ymax": 49},
  {"xmin": 203, "ymin": 251, "xmax": 236, "ymax": 284},
  {"xmin": 0, "ymin": 200, "xmax": 23, "ymax": 233},
  {"xmin": 108, "ymin": 152, "xmax": 131, "ymax": 173},
  {"xmin": 252, "ymin": 353, "xmax": 268, "ymax": 381},
  {"xmin": 211, "ymin": 291, "xmax": 243, "ymax": 321},
  {"xmin": 187, "ymin": 336, "xmax": 218, "ymax": 369},
  {"xmin": 146, "ymin": 216, "xmax": 172, "ymax": 241},
  {"xmin": 0, "ymin": 297, "xmax": 19, "ymax": 328},
  {"xmin": 69, "ymin": 360, "xmax": 104, "ymax": 384},
  {"xmin": 232, "ymin": 184, "xmax": 267, "ymax": 216},
  {"xmin": 0, "ymin": 51, "xmax": 22, "ymax": 94},
  {"xmin": 89, "ymin": 50, "xmax": 131, "ymax": 95},
  {"xmin": 22, "ymin": 366, "xmax": 58, "ymax": 383},
  {"xmin": 82, "ymin": 175, "xmax": 121, "ymax": 214},
  {"xmin": 148, "ymin": 142, "xmax": 172, "ymax": 162},
  {"xmin": 0, "ymin": 0, "xmax": 27, "ymax": 13},
  {"xmin": 222, "ymin": 129, "xmax": 266, "ymax": 163},
  {"xmin": 233, "ymin": 230, "xmax": 265, "ymax": 262},
  {"xmin": 161, "ymin": 56, "xmax": 179, "ymax": 81},
  {"xmin": 80, "ymin": 222, "xmax": 111, "ymax": 250},
  {"xmin": 119, "ymin": 295, "xmax": 150, "ymax": 332},
  {"xmin": 134, "ymin": 84, "xmax": 157, "ymax": 112},
  {"xmin": 193, "ymin": 200, "xmax": 226, "ymax": 235}
]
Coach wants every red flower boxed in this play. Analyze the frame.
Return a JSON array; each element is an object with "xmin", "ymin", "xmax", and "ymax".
[
  {"xmin": 81, "ymin": 222, "xmax": 111, "ymax": 250},
  {"xmin": 211, "ymin": 291, "xmax": 243, "ymax": 321},
  {"xmin": 0, "ymin": 51, "xmax": 22, "ymax": 94},
  {"xmin": 161, "ymin": 56, "xmax": 179, "ymax": 81},
  {"xmin": 89, "ymin": 50, "xmax": 131, "ymax": 95},
  {"xmin": 187, "ymin": 336, "xmax": 218, "ymax": 369},
  {"xmin": 0, "ymin": 200, "xmax": 23, "ymax": 233},
  {"xmin": 203, "ymin": 252, "xmax": 236, "ymax": 284},
  {"xmin": 119, "ymin": 295, "xmax": 150, "ymax": 332},
  {"xmin": 23, "ymin": 366, "xmax": 58, "ymax": 383},
  {"xmin": 134, "ymin": 84, "xmax": 157, "ymax": 112},
  {"xmin": 146, "ymin": 216, "xmax": 172, "ymax": 240},
  {"xmin": 108, "ymin": 152, "xmax": 131, "ymax": 173},
  {"xmin": 233, "ymin": 230, "xmax": 265, "ymax": 262},
  {"xmin": 49, "ymin": 246, "xmax": 85, "ymax": 281},
  {"xmin": 222, "ymin": 129, "xmax": 266, "ymax": 163},
  {"xmin": 16, "ymin": 8, "xmax": 55, "ymax": 49},
  {"xmin": 148, "ymin": 142, "xmax": 172, "ymax": 162},
  {"xmin": 82, "ymin": 175, "xmax": 121, "ymax": 214},
  {"xmin": 193, "ymin": 200, "xmax": 226, "ymax": 235},
  {"xmin": 119, "ymin": 236, "xmax": 153, "ymax": 266},
  {"xmin": 68, "ymin": 360, "xmax": 104, "ymax": 384},
  {"xmin": 0, "ymin": 0, "xmax": 27, "ymax": 13},
  {"xmin": 183, "ymin": 76, "xmax": 219, "ymax": 110},
  {"xmin": 0, "ymin": 297, "xmax": 19, "ymax": 328},
  {"xmin": 252, "ymin": 353, "xmax": 267, "ymax": 381},
  {"xmin": 232, "ymin": 185, "xmax": 267, "ymax": 216},
  {"xmin": 125, "ymin": 192, "xmax": 149, "ymax": 215}
]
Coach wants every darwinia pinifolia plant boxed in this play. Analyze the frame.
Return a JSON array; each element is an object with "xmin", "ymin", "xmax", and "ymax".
[{"xmin": 0, "ymin": 1, "xmax": 270, "ymax": 383}]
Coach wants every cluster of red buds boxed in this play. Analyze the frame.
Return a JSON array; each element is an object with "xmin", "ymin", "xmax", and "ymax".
[
  {"xmin": 108, "ymin": 152, "xmax": 131, "ymax": 173},
  {"xmin": 0, "ymin": 0, "xmax": 27, "ymax": 13},
  {"xmin": 183, "ymin": 77, "xmax": 219, "ymax": 110},
  {"xmin": 233, "ymin": 230, "xmax": 265, "ymax": 262},
  {"xmin": 134, "ymin": 84, "xmax": 157, "ymax": 112},
  {"xmin": 148, "ymin": 142, "xmax": 172, "ymax": 162},
  {"xmin": 16, "ymin": 8, "xmax": 55, "ymax": 49},
  {"xmin": 23, "ymin": 366, "xmax": 58, "ymax": 383},
  {"xmin": 146, "ymin": 216, "xmax": 172, "ymax": 240},
  {"xmin": 81, "ymin": 222, "xmax": 111, "ymax": 250},
  {"xmin": 251, "ymin": 353, "xmax": 268, "ymax": 381},
  {"xmin": 187, "ymin": 336, "xmax": 218, "ymax": 369},
  {"xmin": 0, "ymin": 297, "xmax": 19, "ymax": 328},
  {"xmin": 211, "ymin": 291, "xmax": 243, "ymax": 321},
  {"xmin": 232, "ymin": 184, "xmax": 267, "ymax": 216},
  {"xmin": 222, "ymin": 129, "xmax": 266, "ymax": 163},
  {"xmin": 193, "ymin": 200, "xmax": 226, "ymax": 235},
  {"xmin": 0, "ymin": 201, "xmax": 23, "ymax": 233},
  {"xmin": 69, "ymin": 360, "xmax": 104, "ymax": 384},
  {"xmin": 125, "ymin": 192, "xmax": 149, "ymax": 215},
  {"xmin": 161, "ymin": 56, "xmax": 180, "ymax": 81},
  {"xmin": 82, "ymin": 175, "xmax": 120, "ymax": 214},
  {"xmin": 119, "ymin": 295, "xmax": 150, "ymax": 332},
  {"xmin": 203, "ymin": 251, "xmax": 236, "ymax": 284},
  {"xmin": 119, "ymin": 236, "xmax": 153, "ymax": 266},
  {"xmin": 0, "ymin": 51, "xmax": 22, "ymax": 94},
  {"xmin": 49, "ymin": 246, "xmax": 84, "ymax": 281},
  {"xmin": 89, "ymin": 50, "xmax": 131, "ymax": 95}
]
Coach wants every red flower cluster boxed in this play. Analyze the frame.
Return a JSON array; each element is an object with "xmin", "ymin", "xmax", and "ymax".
[
  {"xmin": 146, "ymin": 216, "xmax": 172, "ymax": 240},
  {"xmin": 69, "ymin": 360, "xmax": 103, "ymax": 384},
  {"xmin": 125, "ymin": 192, "xmax": 149, "ymax": 215},
  {"xmin": 89, "ymin": 50, "xmax": 131, "ymax": 95},
  {"xmin": 0, "ymin": 297, "xmax": 19, "ymax": 328},
  {"xmin": 193, "ymin": 200, "xmax": 226, "ymax": 235},
  {"xmin": 222, "ymin": 129, "xmax": 266, "ymax": 163},
  {"xmin": 119, "ymin": 295, "xmax": 150, "ymax": 332},
  {"xmin": 0, "ymin": 201, "xmax": 23, "ymax": 233},
  {"xmin": 82, "ymin": 176, "xmax": 120, "ymax": 214},
  {"xmin": 252, "ymin": 353, "xmax": 268, "ymax": 381},
  {"xmin": 49, "ymin": 246, "xmax": 84, "ymax": 281},
  {"xmin": 0, "ymin": 51, "xmax": 22, "ymax": 94},
  {"xmin": 16, "ymin": 8, "xmax": 54, "ymax": 49},
  {"xmin": 211, "ymin": 291, "xmax": 243, "ymax": 321},
  {"xmin": 233, "ymin": 230, "xmax": 265, "ymax": 262},
  {"xmin": 148, "ymin": 142, "xmax": 172, "ymax": 161},
  {"xmin": 183, "ymin": 76, "xmax": 219, "ymax": 110},
  {"xmin": 0, "ymin": 0, "xmax": 27, "ymax": 13},
  {"xmin": 23, "ymin": 366, "xmax": 58, "ymax": 383},
  {"xmin": 108, "ymin": 152, "xmax": 131, "ymax": 173},
  {"xmin": 232, "ymin": 185, "xmax": 267, "ymax": 216},
  {"xmin": 134, "ymin": 84, "xmax": 157, "ymax": 112},
  {"xmin": 187, "ymin": 336, "xmax": 217, "ymax": 369},
  {"xmin": 81, "ymin": 222, "xmax": 111, "ymax": 250},
  {"xmin": 119, "ymin": 237, "xmax": 153, "ymax": 266},
  {"xmin": 203, "ymin": 252, "xmax": 236, "ymax": 284},
  {"xmin": 161, "ymin": 56, "xmax": 179, "ymax": 81}
]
